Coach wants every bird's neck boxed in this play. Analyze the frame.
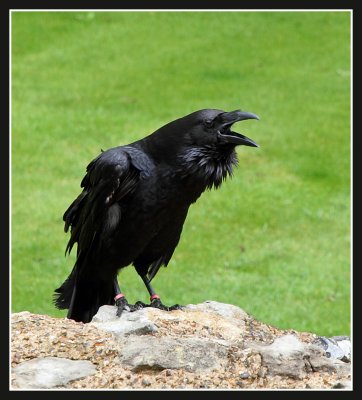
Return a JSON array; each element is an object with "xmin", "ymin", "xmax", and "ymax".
[
  {"xmin": 177, "ymin": 144, "xmax": 238, "ymax": 190},
  {"xmin": 135, "ymin": 135, "xmax": 238, "ymax": 190}
]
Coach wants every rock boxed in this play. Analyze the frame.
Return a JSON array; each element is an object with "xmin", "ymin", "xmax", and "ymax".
[
  {"xmin": 186, "ymin": 300, "xmax": 250, "ymax": 321},
  {"xmin": 10, "ymin": 302, "xmax": 352, "ymax": 389},
  {"xmin": 91, "ymin": 300, "xmax": 250, "ymax": 343},
  {"xmin": 250, "ymin": 334, "xmax": 308, "ymax": 379},
  {"xmin": 332, "ymin": 380, "xmax": 352, "ymax": 390},
  {"xmin": 91, "ymin": 306, "xmax": 158, "ymax": 337},
  {"xmin": 248, "ymin": 334, "xmax": 351, "ymax": 380},
  {"xmin": 12, "ymin": 357, "xmax": 97, "ymax": 389},
  {"xmin": 313, "ymin": 336, "xmax": 351, "ymax": 362},
  {"xmin": 118, "ymin": 335, "xmax": 230, "ymax": 372}
]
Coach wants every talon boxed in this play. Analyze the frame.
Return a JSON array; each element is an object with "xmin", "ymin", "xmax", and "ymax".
[
  {"xmin": 169, "ymin": 304, "xmax": 183, "ymax": 311},
  {"xmin": 134, "ymin": 301, "xmax": 147, "ymax": 310},
  {"xmin": 149, "ymin": 298, "xmax": 183, "ymax": 311},
  {"xmin": 115, "ymin": 297, "xmax": 129, "ymax": 317}
]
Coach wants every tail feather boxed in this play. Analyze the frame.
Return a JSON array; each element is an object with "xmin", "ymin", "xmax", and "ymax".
[{"xmin": 53, "ymin": 268, "xmax": 116, "ymax": 323}]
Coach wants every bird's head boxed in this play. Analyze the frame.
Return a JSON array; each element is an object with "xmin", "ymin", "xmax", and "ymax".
[
  {"xmin": 184, "ymin": 109, "xmax": 260, "ymax": 148},
  {"xmin": 140, "ymin": 108, "xmax": 260, "ymax": 188},
  {"xmin": 142, "ymin": 108, "xmax": 259, "ymax": 165}
]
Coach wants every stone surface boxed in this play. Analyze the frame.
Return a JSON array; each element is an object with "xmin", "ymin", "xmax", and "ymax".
[
  {"xmin": 118, "ymin": 335, "xmax": 230, "ymax": 372},
  {"xmin": 92, "ymin": 307, "xmax": 158, "ymax": 337},
  {"xmin": 313, "ymin": 336, "xmax": 351, "ymax": 362},
  {"xmin": 186, "ymin": 300, "xmax": 250, "ymax": 320},
  {"xmin": 10, "ymin": 301, "xmax": 352, "ymax": 390},
  {"xmin": 249, "ymin": 334, "xmax": 351, "ymax": 380},
  {"xmin": 249, "ymin": 334, "xmax": 308, "ymax": 379},
  {"xmin": 12, "ymin": 357, "xmax": 96, "ymax": 389}
]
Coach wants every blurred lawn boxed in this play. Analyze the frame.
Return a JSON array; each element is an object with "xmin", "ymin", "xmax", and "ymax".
[{"xmin": 11, "ymin": 11, "xmax": 351, "ymax": 336}]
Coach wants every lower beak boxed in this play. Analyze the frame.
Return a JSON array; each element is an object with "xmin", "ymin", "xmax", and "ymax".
[{"xmin": 218, "ymin": 131, "xmax": 259, "ymax": 147}]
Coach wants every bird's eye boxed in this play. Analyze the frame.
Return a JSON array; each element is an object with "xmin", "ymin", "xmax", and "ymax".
[{"xmin": 204, "ymin": 119, "xmax": 213, "ymax": 128}]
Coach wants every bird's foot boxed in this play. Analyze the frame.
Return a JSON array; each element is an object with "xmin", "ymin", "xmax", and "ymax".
[
  {"xmin": 116, "ymin": 296, "xmax": 183, "ymax": 316},
  {"xmin": 148, "ymin": 297, "xmax": 183, "ymax": 311},
  {"xmin": 115, "ymin": 296, "xmax": 140, "ymax": 317}
]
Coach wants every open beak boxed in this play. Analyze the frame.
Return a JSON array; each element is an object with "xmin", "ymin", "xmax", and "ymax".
[{"xmin": 217, "ymin": 110, "xmax": 259, "ymax": 147}]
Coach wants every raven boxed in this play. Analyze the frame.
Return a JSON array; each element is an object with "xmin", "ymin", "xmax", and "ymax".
[{"xmin": 54, "ymin": 109, "xmax": 259, "ymax": 323}]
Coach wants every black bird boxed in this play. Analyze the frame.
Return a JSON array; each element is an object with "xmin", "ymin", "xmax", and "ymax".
[{"xmin": 54, "ymin": 109, "xmax": 259, "ymax": 323}]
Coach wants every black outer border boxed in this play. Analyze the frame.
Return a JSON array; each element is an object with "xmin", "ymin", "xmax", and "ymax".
[{"xmin": 4, "ymin": 2, "xmax": 355, "ymax": 397}]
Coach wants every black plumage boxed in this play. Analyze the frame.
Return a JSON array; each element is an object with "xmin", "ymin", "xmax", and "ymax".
[{"xmin": 54, "ymin": 109, "xmax": 259, "ymax": 322}]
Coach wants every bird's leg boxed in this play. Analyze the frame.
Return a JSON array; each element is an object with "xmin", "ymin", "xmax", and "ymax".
[
  {"xmin": 114, "ymin": 278, "xmax": 140, "ymax": 317},
  {"xmin": 135, "ymin": 275, "xmax": 183, "ymax": 311}
]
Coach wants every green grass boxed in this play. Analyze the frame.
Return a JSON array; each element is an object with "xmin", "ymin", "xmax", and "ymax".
[{"xmin": 11, "ymin": 11, "xmax": 351, "ymax": 337}]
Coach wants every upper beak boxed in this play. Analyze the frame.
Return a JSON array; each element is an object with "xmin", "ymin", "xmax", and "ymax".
[
  {"xmin": 220, "ymin": 110, "xmax": 260, "ymax": 124},
  {"xmin": 217, "ymin": 110, "xmax": 260, "ymax": 147}
]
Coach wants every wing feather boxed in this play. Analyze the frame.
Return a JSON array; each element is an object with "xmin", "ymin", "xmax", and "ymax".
[{"xmin": 63, "ymin": 147, "xmax": 141, "ymax": 260}]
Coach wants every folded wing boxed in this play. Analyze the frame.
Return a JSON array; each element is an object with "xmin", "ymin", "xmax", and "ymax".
[{"xmin": 63, "ymin": 147, "xmax": 141, "ymax": 265}]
